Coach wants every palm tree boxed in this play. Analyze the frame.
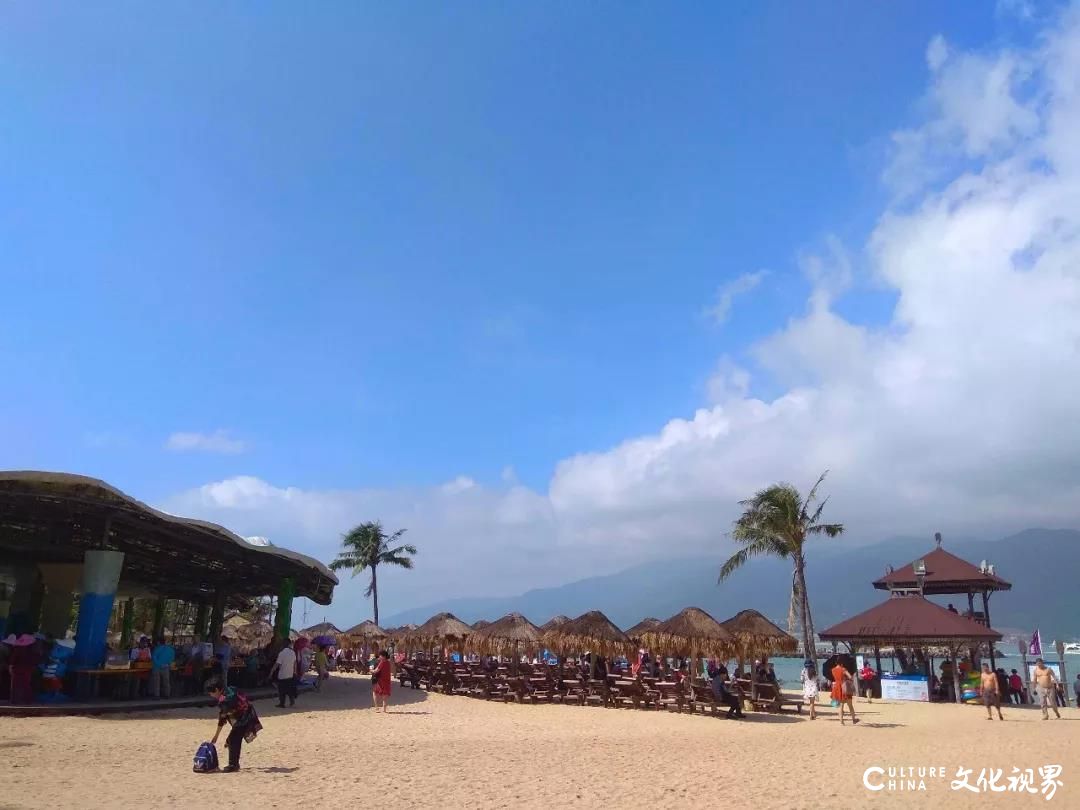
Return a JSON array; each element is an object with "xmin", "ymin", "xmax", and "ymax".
[
  {"xmin": 328, "ymin": 521, "xmax": 417, "ymax": 626},
  {"xmin": 718, "ymin": 472, "xmax": 843, "ymax": 671}
]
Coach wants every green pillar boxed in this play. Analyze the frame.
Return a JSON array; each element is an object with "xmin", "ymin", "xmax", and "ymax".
[
  {"xmin": 152, "ymin": 597, "xmax": 167, "ymax": 639},
  {"xmin": 208, "ymin": 591, "xmax": 226, "ymax": 641},
  {"xmin": 120, "ymin": 597, "xmax": 136, "ymax": 647},
  {"xmin": 194, "ymin": 602, "xmax": 209, "ymax": 640},
  {"xmin": 274, "ymin": 577, "xmax": 295, "ymax": 641}
]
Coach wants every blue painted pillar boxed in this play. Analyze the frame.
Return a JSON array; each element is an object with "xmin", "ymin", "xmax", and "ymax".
[{"xmin": 72, "ymin": 550, "xmax": 125, "ymax": 669}]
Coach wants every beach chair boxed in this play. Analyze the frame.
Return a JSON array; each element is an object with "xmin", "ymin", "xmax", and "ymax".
[{"xmin": 746, "ymin": 681, "xmax": 803, "ymax": 714}]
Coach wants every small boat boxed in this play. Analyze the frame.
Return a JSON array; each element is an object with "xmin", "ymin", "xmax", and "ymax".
[{"xmin": 1064, "ymin": 642, "xmax": 1080, "ymax": 655}]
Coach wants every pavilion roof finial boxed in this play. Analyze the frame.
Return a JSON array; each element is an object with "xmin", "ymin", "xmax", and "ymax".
[{"xmin": 934, "ymin": 531, "xmax": 942, "ymax": 548}]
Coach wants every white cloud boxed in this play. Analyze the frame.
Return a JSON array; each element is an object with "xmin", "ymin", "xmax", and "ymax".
[
  {"xmin": 706, "ymin": 270, "xmax": 767, "ymax": 324},
  {"xmin": 165, "ymin": 430, "xmax": 247, "ymax": 455},
  {"xmin": 164, "ymin": 10, "xmax": 1080, "ymax": 621}
]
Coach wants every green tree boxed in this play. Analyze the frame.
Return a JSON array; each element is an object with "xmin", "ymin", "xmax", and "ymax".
[
  {"xmin": 328, "ymin": 521, "xmax": 416, "ymax": 626},
  {"xmin": 719, "ymin": 472, "xmax": 843, "ymax": 670}
]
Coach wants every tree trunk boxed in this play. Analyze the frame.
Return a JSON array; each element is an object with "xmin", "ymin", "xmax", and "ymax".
[
  {"xmin": 796, "ymin": 556, "xmax": 817, "ymax": 674},
  {"xmin": 371, "ymin": 565, "xmax": 379, "ymax": 627}
]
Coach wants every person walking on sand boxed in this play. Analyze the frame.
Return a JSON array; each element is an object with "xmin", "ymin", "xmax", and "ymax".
[
  {"xmin": 800, "ymin": 660, "xmax": 819, "ymax": 720},
  {"xmin": 831, "ymin": 661, "xmax": 859, "ymax": 725},
  {"xmin": 980, "ymin": 663, "xmax": 1004, "ymax": 720},
  {"xmin": 1008, "ymin": 669, "xmax": 1025, "ymax": 704},
  {"xmin": 372, "ymin": 649, "xmax": 392, "ymax": 713},
  {"xmin": 859, "ymin": 661, "xmax": 875, "ymax": 703},
  {"xmin": 270, "ymin": 642, "xmax": 297, "ymax": 708},
  {"xmin": 1033, "ymin": 659, "xmax": 1061, "ymax": 719},
  {"xmin": 206, "ymin": 676, "xmax": 263, "ymax": 773}
]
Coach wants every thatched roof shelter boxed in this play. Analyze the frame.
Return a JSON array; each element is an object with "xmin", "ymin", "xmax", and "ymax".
[
  {"xmin": 0, "ymin": 471, "xmax": 337, "ymax": 604},
  {"xmin": 344, "ymin": 620, "xmax": 387, "ymax": 641},
  {"xmin": 819, "ymin": 594, "xmax": 1002, "ymax": 646},
  {"xmin": 873, "ymin": 544, "xmax": 1011, "ymax": 595},
  {"xmin": 640, "ymin": 607, "xmax": 734, "ymax": 658},
  {"xmin": 405, "ymin": 612, "xmax": 473, "ymax": 646},
  {"xmin": 466, "ymin": 612, "xmax": 544, "ymax": 655},
  {"xmin": 542, "ymin": 610, "xmax": 633, "ymax": 657},
  {"xmin": 624, "ymin": 617, "xmax": 661, "ymax": 641},
  {"xmin": 720, "ymin": 609, "xmax": 797, "ymax": 658},
  {"xmin": 471, "ymin": 619, "xmax": 492, "ymax": 630},
  {"xmin": 386, "ymin": 623, "xmax": 417, "ymax": 639},
  {"xmin": 540, "ymin": 615, "xmax": 571, "ymax": 631}
]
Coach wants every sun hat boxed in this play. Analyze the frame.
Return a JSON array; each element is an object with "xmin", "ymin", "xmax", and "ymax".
[{"xmin": 2, "ymin": 633, "xmax": 36, "ymax": 647}]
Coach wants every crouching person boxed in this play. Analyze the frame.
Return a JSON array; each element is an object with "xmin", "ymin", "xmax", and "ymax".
[{"xmin": 206, "ymin": 676, "xmax": 263, "ymax": 772}]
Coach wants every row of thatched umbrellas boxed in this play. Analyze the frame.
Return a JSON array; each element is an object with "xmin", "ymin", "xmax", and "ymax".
[{"xmin": 327, "ymin": 607, "xmax": 796, "ymax": 665}]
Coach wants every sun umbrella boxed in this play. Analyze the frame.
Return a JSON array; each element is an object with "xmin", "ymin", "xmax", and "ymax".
[
  {"xmin": 471, "ymin": 619, "xmax": 492, "ymax": 631},
  {"xmin": 639, "ymin": 607, "xmax": 734, "ymax": 659},
  {"xmin": 540, "ymin": 615, "xmax": 571, "ymax": 632},
  {"xmin": 344, "ymin": 620, "xmax": 387, "ymax": 640},
  {"xmin": 719, "ymin": 609, "xmax": 798, "ymax": 659},
  {"xmin": 406, "ymin": 612, "xmax": 473, "ymax": 646},
  {"xmin": 301, "ymin": 621, "xmax": 344, "ymax": 640},
  {"xmin": 542, "ymin": 610, "xmax": 634, "ymax": 658},
  {"xmin": 624, "ymin": 617, "xmax": 662, "ymax": 643},
  {"xmin": 466, "ymin": 612, "xmax": 544, "ymax": 656}
]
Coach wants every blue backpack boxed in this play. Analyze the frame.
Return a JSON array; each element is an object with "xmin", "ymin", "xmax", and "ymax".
[{"xmin": 193, "ymin": 741, "xmax": 219, "ymax": 773}]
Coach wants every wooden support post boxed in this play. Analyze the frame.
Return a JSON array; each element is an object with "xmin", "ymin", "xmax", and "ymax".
[
  {"xmin": 951, "ymin": 644, "xmax": 963, "ymax": 704},
  {"xmin": 1056, "ymin": 640, "xmax": 1069, "ymax": 708},
  {"xmin": 1020, "ymin": 639, "xmax": 1030, "ymax": 705},
  {"xmin": 982, "ymin": 591, "xmax": 996, "ymax": 670}
]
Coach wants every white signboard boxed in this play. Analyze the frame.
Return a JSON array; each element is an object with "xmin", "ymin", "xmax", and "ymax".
[{"xmin": 881, "ymin": 675, "xmax": 929, "ymax": 702}]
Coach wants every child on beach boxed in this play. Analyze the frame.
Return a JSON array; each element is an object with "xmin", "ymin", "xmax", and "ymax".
[
  {"xmin": 800, "ymin": 660, "xmax": 819, "ymax": 720},
  {"xmin": 206, "ymin": 677, "xmax": 263, "ymax": 773}
]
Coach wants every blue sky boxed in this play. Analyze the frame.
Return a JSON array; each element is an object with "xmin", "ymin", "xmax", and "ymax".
[{"xmin": 4, "ymin": 3, "xmax": 1079, "ymax": 622}]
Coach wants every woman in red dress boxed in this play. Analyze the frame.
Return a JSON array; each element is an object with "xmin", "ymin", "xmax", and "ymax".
[{"xmin": 372, "ymin": 649, "xmax": 392, "ymax": 713}]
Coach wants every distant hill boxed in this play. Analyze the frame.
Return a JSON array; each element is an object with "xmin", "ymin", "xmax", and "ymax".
[{"xmin": 383, "ymin": 529, "xmax": 1080, "ymax": 642}]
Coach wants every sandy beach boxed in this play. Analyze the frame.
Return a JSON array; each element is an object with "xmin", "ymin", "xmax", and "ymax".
[{"xmin": 2, "ymin": 673, "xmax": 1077, "ymax": 809}]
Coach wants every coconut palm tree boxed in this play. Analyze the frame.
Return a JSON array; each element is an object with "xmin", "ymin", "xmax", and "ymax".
[
  {"xmin": 329, "ymin": 522, "xmax": 416, "ymax": 626},
  {"xmin": 718, "ymin": 472, "xmax": 843, "ymax": 671}
]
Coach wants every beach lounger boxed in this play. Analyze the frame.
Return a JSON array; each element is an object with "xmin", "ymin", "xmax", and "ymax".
[{"xmin": 745, "ymin": 681, "xmax": 803, "ymax": 713}]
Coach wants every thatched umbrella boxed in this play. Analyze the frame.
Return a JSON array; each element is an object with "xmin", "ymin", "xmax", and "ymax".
[
  {"xmin": 471, "ymin": 619, "xmax": 492, "ymax": 631},
  {"xmin": 466, "ymin": 612, "xmax": 544, "ymax": 657},
  {"xmin": 641, "ymin": 608, "xmax": 733, "ymax": 657},
  {"xmin": 625, "ymin": 617, "xmax": 662, "ymax": 643},
  {"xmin": 301, "ymin": 621, "xmax": 344, "ymax": 640},
  {"xmin": 343, "ymin": 620, "xmax": 387, "ymax": 657},
  {"xmin": 406, "ymin": 612, "xmax": 472, "ymax": 659},
  {"xmin": 720, "ymin": 609, "xmax": 797, "ymax": 660},
  {"xmin": 540, "ymin": 615, "xmax": 571, "ymax": 632},
  {"xmin": 639, "ymin": 607, "xmax": 735, "ymax": 686},
  {"xmin": 236, "ymin": 620, "xmax": 274, "ymax": 650},
  {"xmin": 542, "ymin": 610, "xmax": 634, "ymax": 659},
  {"xmin": 345, "ymin": 620, "xmax": 387, "ymax": 641}
]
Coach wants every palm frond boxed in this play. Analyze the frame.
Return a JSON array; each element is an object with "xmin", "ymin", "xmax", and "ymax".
[{"xmin": 799, "ymin": 471, "xmax": 830, "ymax": 523}]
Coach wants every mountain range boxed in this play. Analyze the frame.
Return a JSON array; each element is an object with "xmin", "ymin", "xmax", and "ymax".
[{"xmin": 382, "ymin": 528, "xmax": 1080, "ymax": 642}]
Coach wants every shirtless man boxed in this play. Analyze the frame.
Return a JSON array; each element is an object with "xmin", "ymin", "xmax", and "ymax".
[
  {"xmin": 1033, "ymin": 658, "xmax": 1061, "ymax": 720},
  {"xmin": 980, "ymin": 663, "xmax": 1004, "ymax": 720}
]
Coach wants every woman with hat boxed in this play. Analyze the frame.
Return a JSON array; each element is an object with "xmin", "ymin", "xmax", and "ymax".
[{"xmin": 4, "ymin": 633, "xmax": 42, "ymax": 704}]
